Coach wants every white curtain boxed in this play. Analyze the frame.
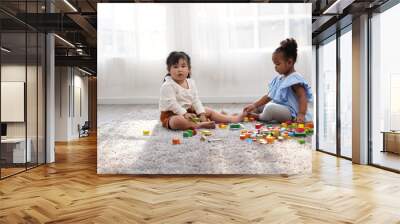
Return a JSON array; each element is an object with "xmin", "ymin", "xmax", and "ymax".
[{"xmin": 98, "ymin": 3, "xmax": 312, "ymax": 104}]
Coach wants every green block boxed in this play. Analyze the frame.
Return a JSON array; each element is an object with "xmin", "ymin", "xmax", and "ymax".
[
  {"xmin": 298, "ymin": 139, "xmax": 306, "ymax": 144},
  {"xmin": 183, "ymin": 132, "xmax": 190, "ymax": 138},
  {"xmin": 294, "ymin": 132, "xmax": 306, "ymax": 137},
  {"xmin": 230, "ymin": 123, "xmax": 241, "ymax": 129}
]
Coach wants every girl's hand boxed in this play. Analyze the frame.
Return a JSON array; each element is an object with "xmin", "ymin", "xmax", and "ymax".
[
  {"xmin": 296, "ymin": 113, "xmax": 305, "ymax": 123},
  {"xmin": 184, "ymin": 113, "xmax": 197, "ymax": 120},
  {"xmin": 243, "ymin": 104, "xmax": 256, "ymax": 113},
  {"xmin": 199, "ymin": 113, "xmax": 208, "ymax": 122}
]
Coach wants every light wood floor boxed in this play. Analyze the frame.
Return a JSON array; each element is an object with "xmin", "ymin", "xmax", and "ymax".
[{"xmin": 1, "ymin": 135, "xmax": 400, "ymax": 224}]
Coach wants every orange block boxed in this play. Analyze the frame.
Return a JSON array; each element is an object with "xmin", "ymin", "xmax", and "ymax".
[
  {"xmin": 172, "ymin": 138, "xmax": 181, "ymax": 145},
  {"xmin": 218, "ymin": 123, "xmax": 227, "ymax": 129},
  {"xmin": 305, "ymin": 122, "xmax": 314, "ymax": 128},
  {"xmin": 240, "ymin": 134, "xmax": 246, "ymax": 140},
  {"xmin": 266, "ymin": 136, "xmax": 275, "ymax": 144}
]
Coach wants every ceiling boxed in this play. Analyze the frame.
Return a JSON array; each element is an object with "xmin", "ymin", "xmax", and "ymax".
[{"xmin": 0, "ymin": 0, "xmax": 392, "ymax": 75}]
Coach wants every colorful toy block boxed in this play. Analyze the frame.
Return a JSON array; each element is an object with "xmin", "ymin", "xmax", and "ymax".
[
  {"xmin": 208, "ymin": 138, "xmax": 222, "ymax": 142},
  {"xmin": 306, "ymin": 128, "xmax": 314, "ymax": 135},
  {"xmin": 143, "ymin": 130, "xmax": 150, "ymax": 136},
  {"xmin": 305, "ymin": 122, "xmax": 314, "ymax": 129},
  {"xmin": 255, "ymin": 123, "xmax": 263, "ymax": 129},
  {"xmin": 229, "ymin": 123, "xmax": 241, "ymax": 129},
  {"xmin": 183, "ymin": 132, "xmax": 190, "ymax": 138},
  {"xmin": 282, "ymin": 132, "xmax": 289, "ymax": 139},
  {"xmin": 244, "ymin": 117, "xmax": 249, "ymax": 122},
  {"xmin": 218, "ymin": 123, "xmax": 228, "ymax": 129},
  {"xmin": 272, "ymin": 130, "xmax": 280, "ymax": 137},
  {"xmin": 246, "ymin": 138, "xmax": 253, "ymax": 143},
  {"xmin": 298, "ymin": 123, "xmax": 305, "ymax": 129},
  {"xmin": 266, "ymin": 135, "xmax": 275, "ymax": 144},
  {"xmin": 240, "ymin": 134, "xmax": 246, "ymax": 140},
  {"xmin": 172, "ymin": 138, "xmax": 181, "ymax": 145},
  {"xmin": 298, "ymin": 139, "xmax": 305, "ymax": 144},
  {"xmin": 294, "ymin": 132, "xmax": 306, "ymax": 137},
  {"xmin": 278, "ymin": 136, "xmax": 284, "ymax": 141},
  {"xmin": 259, "ymin": 139, "xmax": 267, "ymax": 144},
  {"xmin": 200, "ymin": 130, "xmax": 212, "ymax": 136},
  {"xmin": 200, "ymin": 135, "xmax": 207, "ymax": 141}
]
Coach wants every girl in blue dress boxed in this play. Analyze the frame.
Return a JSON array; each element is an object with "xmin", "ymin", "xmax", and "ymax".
[{"xmin": 243, "ymin": 38, "xmax": 313, "ymax": 123}]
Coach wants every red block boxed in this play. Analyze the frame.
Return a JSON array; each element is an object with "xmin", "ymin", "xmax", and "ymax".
[{"xmin": 255, "ymin": 123, "xmax": 263, "ymax": 129}]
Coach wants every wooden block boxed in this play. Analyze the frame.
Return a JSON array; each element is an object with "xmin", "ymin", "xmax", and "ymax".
[
  {"xmin": 172, "ymin": 138, "xmax": 181, "ymax": 145},
  {"xmin": 143, "ymin": 130, "xmax": 150, "ymax": 136}
]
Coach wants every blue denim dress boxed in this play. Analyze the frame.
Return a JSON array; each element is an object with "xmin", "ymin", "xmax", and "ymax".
[{"xmin": 267, "ymin": 72, "xmax": 313, "ymax": 121}]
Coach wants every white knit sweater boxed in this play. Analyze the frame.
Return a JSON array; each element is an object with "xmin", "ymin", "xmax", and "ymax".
[{"xmin": 159, "ymin": 76, "xmax": 205, "ymax": 115}]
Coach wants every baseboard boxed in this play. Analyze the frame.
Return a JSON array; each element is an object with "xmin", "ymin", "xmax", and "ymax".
[{"xmin": 98, "ymin": 96, "xmax": 259, "ymax": 105}]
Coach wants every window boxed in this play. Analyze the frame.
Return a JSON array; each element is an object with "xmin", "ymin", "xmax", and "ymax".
[
  {"xmin": 317, "ymin": 37, "xmax": 337, "ymax": 154},
  {"xmin": 371, "ymin": 3, "xmax": 400, "ymax": 171},
  {"xmin": 340, "ymin": 28, "xmax": 352, "ymax": 158}
]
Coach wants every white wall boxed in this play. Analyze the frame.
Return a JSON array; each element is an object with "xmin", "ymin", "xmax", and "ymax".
[
  {"xmin": 98, "ymin": 3, "xmax": 313, "ymax": 104},
  {"xmin": 1, "ymin": 65, "xmax": 39, "ymax": 138},
  {"xmin": 55, "ymin": 67, "xmax": 89, "ymax": 141}
]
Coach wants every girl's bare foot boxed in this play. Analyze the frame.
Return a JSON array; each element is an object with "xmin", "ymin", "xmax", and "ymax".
[{"xmin": 197, "ymin": 121, "xmax": 216, "ymax": 129}]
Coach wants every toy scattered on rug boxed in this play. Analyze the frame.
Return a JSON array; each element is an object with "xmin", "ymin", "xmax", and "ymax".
[
  {"xmin": 143, "ymin": 130, "xmax": 151, "ymax": 136},
  {"xmin": 172, "ymin": 138, "xmax": 181, "ymax": 145},
  {"xmin": 183, "ymin": 129, "xmax": 197, "ymax": 138},
  {"xmin": 200, "ymin": 130, "xmax": 212, "ymax": 136},
  {"xmin": 207, "ymin": 138, "xmax": 222, "ymax": 143},
  {"xmin": 218, "ymin": 123, "xmax": 228, "ymax": 129},
  {"xmin": 238, "ymin": 120, "xmax": 314, "ymax": 145},
  {"xmin": 170, "ymin": 118, "xmax": 313, "ymax": 145},
  {"xmin": 229, "ymin": 123, "xmax": 243, "ymax": 130}
]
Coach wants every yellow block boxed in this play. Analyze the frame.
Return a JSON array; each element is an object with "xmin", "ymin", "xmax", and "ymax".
[
  {"xmin": 143, "ymin": 130, "xmax": 150, "ymax": 136},
  {"xmin": 200, "ymin": 130, "xmax": 212, "ymax": 136}
]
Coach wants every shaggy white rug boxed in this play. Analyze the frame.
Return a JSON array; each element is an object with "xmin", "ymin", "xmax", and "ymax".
[{"xmin": 98, "ymin": 104, "xmax": 312, "ymax": 175}]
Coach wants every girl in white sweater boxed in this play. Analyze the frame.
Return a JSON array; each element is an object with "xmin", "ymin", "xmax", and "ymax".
[{"xmin": 159, "ymin": 51, "xmax": 244, "ymax": 130}]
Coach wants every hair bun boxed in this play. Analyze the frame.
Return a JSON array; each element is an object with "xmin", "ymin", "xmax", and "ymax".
[{"xmin": 280, "ymin": 38, "xmax": 297, "ymax": 52}]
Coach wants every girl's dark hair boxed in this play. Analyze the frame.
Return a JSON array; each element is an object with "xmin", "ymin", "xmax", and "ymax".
[
  {"xmin": 163, "ymin": 51, "xmax": 191, "ymax": 82},
  {"xmin": 274, "ymin": 38, "xmax": 298, "ymax": 62}
]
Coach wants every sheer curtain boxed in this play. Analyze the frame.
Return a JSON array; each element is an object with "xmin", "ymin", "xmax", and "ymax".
[{"xmin": 98, "ymin": 3, "xmax": 312, "ymax": 104}]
